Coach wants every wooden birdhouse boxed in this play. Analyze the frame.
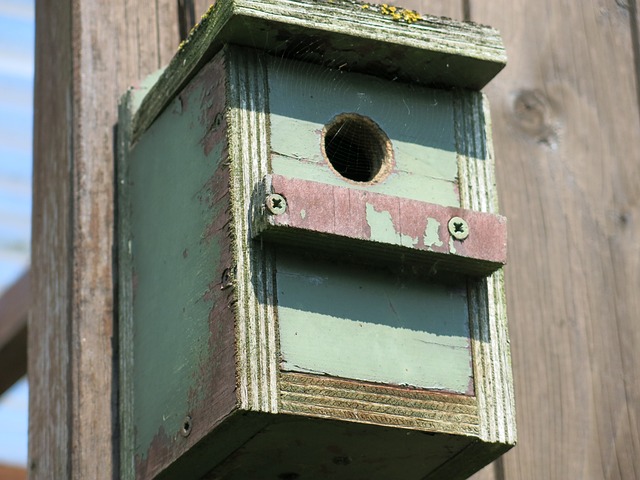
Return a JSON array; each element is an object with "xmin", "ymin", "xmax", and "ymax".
[{"xmin": 117, "ymin": 0, "xmax": 516, "ymax": 478}]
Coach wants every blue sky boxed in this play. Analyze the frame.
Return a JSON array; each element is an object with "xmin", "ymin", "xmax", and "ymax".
[{"xmin": 0, "ymin": 0, "xmax": 34, "ymax": 467}]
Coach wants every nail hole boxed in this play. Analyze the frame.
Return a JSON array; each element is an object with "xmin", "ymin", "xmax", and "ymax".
[
  {"xmin": 323, "ymin": 113, "xmax": 393, "ymax": 184},
  {"xmin": 181, "ymin": 416, "xmax": 192, "ymax": 437}
]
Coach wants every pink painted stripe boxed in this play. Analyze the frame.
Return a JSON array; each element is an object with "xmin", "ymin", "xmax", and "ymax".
[{"xmin": 264, "ymin": 174, "xmax": 507, "ymax": 267}]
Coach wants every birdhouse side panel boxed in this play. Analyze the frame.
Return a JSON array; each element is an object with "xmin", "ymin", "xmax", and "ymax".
[{"xmin": 126, "ymin": 52, "xmax": 238, "ymax": 479}]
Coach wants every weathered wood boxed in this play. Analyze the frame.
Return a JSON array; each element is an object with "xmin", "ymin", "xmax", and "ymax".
[
  {"xmin": 132, "ymin": 0, "xmax": 506, "ymax": 141},
  {"xmin": 30, "ymin": 0, "xmax": 482, "ymax": 478},
  {"xmin": 256, "ymin": 175, "xmax": 507, "ymax": 275},
  {"xmin": 276, "ymin": 253, "xmax": 474, "ymax": 392},
  {"xmin": 30, "ymin": 1, "xmax": 74, "ymax": 477},
  {"xmin": 121, "ymin": 50, "xmax": 240, "ymax": 478},
  {"xmin": 0, "ymin": 271, "xmax": 29, "ymax": 395},
  {"xmin": 389, "ymin": 0, "xmax": 462, "ymax": 20},
  {"xmin": 31, "ymin": 0, "xmax": 640, "ymax": 477},
  {"xmin": 120, "ymin": 3, "xmax": 514, "ymax": 473},
  {"xmin": 30, "ymin": 1, "xmax": 182, "ymax": 478},
  {"xmin": 468, "ymin": 1, "xmax": 640, "ymax": 479}
]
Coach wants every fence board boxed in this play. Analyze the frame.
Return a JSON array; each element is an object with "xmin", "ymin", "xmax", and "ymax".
[{"xmin": 468, "ymin": 1, "xmax": 640, "ymax": 479}]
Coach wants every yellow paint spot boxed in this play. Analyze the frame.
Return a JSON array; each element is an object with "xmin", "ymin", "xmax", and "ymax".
[{"xmin": 378, "ymin": 3, "xmax": 421, "ymax": 23}]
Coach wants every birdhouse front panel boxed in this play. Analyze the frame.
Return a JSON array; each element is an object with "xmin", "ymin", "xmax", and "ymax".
[{"xmin": 264, "ymin": 56, "xmax": 476, "ymax": 395}]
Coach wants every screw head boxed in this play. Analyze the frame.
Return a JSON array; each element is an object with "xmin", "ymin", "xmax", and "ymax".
[
  {"xmin": 265, "ymin": 193, "xmax": 287, "ymax": 215},
  {"xmin": 448, "ymin": 216, "xmax": 469, "ymax": 240}
]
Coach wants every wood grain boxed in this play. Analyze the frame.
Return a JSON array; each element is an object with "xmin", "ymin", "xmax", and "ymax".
[
  {"xmin": 30, "ymin": 1, "xmax": 181, "ymax": 478},
  {"xmin": 468, "ymin": 1, "xmax": 640, "ymax": 479},
  {"xmin": 0, "ymin": 271, "xmax": 28, "ymax": 395},
  {"xmin": 132, "ymin": 0, "xmax": 505, "ymax": 141},
  {"xmin": 30, "ymin": 2, "xmax": 74, "ymax": 476}
]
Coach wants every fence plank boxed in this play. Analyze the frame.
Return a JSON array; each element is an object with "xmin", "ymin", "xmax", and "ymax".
[{"xmin": 468, "ymin": 1, "xmax": 640, "ymax": 479}]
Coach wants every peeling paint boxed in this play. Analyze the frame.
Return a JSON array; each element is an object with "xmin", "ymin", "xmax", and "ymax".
[
  {"xmin": 424, "ymin": 217, "xmax": 443, "ymax": 251},
  {"xmin": 366, "ymin": 203, "xmax": 416, "ymax": 246},
  {"xmin": 262, "ymin": 174, "xmax": 508, "ymax": 276}
]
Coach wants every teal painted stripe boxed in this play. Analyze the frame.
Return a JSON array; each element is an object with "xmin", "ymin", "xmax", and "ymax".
[{"xmin": 276, "ymin": 253, "xmax": 472, "ymax": 393}]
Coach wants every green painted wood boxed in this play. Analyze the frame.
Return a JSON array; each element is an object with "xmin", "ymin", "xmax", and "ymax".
[
  {"xmin": 276, "ymin": 252, "xmax": 473, "ymax": 393},
  {"xmin": 117, "ymin": 68, "xmax": 164, "ymax": 480},
  {"xmin": 122, "ymin": 51, "xmax": 240, "ymax": 478},
  {"xmin": 130, "ymin": 83, "xmax": 219, "ymax": 458},
  {"xmin": 131, "ymin": 0, "xmax": 506, "ymax": 142},
  {"xmin": 268, "ymin": 56, "xmax": 460, "ymax": 207}
]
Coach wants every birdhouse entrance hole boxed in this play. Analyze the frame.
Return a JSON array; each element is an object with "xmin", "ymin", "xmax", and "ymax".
[{"xmin": 322, "ymin": 113, "xmax": 393, "ymax": 184}]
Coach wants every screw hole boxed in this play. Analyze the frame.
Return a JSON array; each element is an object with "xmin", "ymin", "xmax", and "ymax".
[
  {"xmin": 323, "ymin": 113, "xmax": 393, "ymax": 184},
  {"xmin": 181, "ymin": 415, "xmax": 192, "ymax": 437}
]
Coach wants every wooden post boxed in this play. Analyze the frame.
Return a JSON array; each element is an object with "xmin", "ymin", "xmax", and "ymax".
[{"xmin": 29, "ymin": 1, "xmax": 181, "ymax": 477}]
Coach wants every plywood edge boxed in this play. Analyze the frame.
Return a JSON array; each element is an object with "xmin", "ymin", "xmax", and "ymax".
[
  {"xmin": 132, "ymin": 0, "xmax": 506, "ymax": 141},
  {"xmin": 454, "ymin": 90, "xmax": 516, "ymax": 446},
  {"xmin": 0, "ymin": 270, "xmax": 29, "ymax": 395},
  {"xmin": 226, "ymin": 46, "xmax": 280, "ymax": 413},
  {"xmin": 116, "ymin": 87, "xmax": 138, "ymax": 480},
  {"xmin": 280, "ymin": 372, "xmax": 481, "ymax": 437}
]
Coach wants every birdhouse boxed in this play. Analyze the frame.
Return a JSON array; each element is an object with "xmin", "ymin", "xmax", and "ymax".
[{"xmin": 117, "ymin": 0, "xmax": 516, "ymax": 478}]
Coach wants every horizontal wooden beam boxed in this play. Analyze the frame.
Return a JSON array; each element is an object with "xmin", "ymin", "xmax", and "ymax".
[
  {"xmin": 0, "ymin": 463, "xmax": 27, "ymax": 480},
  {"xmin": 0, "ymin": 270, "xmax": 29, "ymax": 396}
]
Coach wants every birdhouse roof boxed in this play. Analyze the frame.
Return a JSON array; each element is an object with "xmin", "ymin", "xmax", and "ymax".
[{"xmin": 132, "ymin": 0, "xmax": 506, "ymax": 139}]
